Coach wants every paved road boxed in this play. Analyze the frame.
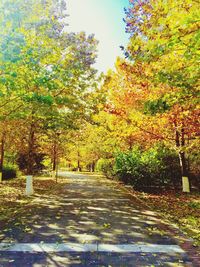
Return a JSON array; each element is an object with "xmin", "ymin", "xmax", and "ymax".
[{"xmin": 0, "ymin": 172, "xmax": 194, "ymax": 266}]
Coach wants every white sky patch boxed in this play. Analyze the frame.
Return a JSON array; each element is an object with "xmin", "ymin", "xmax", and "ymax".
[{"xmin": 67, "ymin": 0, "xmax": 129, "ymax": 73}]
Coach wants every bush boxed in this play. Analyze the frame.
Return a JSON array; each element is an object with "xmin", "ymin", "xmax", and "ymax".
[
  {"xmin": 114, "ymin": 146, "xmax": 143, "ymax": 184},
  {"xmin": 2, "ymin": 165, "xmax": 17, "ymax": 180},
  {"xmin": 114, "ymin": 144, "xmax": 181, "ymax": 190},
  {"xmin": 188, "ymin": 145, "xmax": 200, "ymax": 189},
  {"xmin": 141, "ymin": 145, "xmax": 181, "ymax": 188},
  {"xmin": 96, "ymin": 158, "xmax": 115, "ymax": 178}
]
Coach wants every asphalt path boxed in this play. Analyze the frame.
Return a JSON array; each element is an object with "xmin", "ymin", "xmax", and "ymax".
[{"xmin": 0, "ymin": 172, "xmax": 194, "ymax": 266}]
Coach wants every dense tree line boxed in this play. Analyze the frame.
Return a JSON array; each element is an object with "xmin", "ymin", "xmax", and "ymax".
[
  {"xmin": 0, "ymin": 0, "xmax": 199, "ymax": 193},
  {"xmin": 0, "ymin": 0, "xmax": 99, "ymax": 179},
  {"xmin": 68, "ymin": 0, "xmax": 199, "ymax": 192}
]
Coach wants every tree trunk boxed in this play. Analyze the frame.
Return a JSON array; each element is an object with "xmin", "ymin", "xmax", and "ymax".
[
  {"xmin": 0, "ymin": 132, "xmax": 5, "ymax": 182},
  {"xmin": 179, "ymin": 151, "xmax": 190, "ymax": 192},
  {"xmin": 27, "ymin": 122, "xmax": 35, "ymax": 175},
  {"xmin": 51, "ymin": 139, "xmax": 57, "ymax": 180},
  {"xmin": 56, "ymin": 158, "xmax": 59, "ymax": 183},
  {"xmin": 77, "ymin": 151, "xmax": 80, "ymax": 172},
  {"xmin": 77, "ymin": 159, "xmax": 80, "ymax": 172},
  {"xmin": 92, "ymin": 161, "xmax": 95, "ymax": 172},
  {"xmin": 52, "ymin": 144, "xmax": 56, "ymax": 172},
  {"xmin": 174, "ymin": 121, "xmax": 190, "ymax": 192}
]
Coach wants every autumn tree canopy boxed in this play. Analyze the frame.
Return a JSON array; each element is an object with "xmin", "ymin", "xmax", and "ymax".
[
  {"xmin": 71, "ymin": 0, "xmax": 199, "ymax": 192},
  {"xmin": 0, "ymin": 0, "xmax": 99, "ymax": 176},
  {"xmin": 0, "ymin": 0, "xmax": 199, "ymax": 193}
]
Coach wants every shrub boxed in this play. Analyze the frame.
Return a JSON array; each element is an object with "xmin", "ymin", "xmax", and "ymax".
[
  {"xmin": 114, "ymin": 144, "xmax": 181, "ymax": 190},
  {"xmin": 2, "ymin": 165, "xmax": 17, "ymax": 180},
  {"xmin": 96, "ymin": 158, "xmax": 115, "ymax": 178},
  {"xmin": 140, "ymin": 144, "xmax": 181, "ymax": 188},
  {"xmin": 188, "ymin": 145, "xmax": 200, "ymax": 189},
  {"xmin": 114, "ymin": 146, "xmax": 143, "ymax": 184}
]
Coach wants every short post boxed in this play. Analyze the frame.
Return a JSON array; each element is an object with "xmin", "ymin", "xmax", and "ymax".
[
  {"xmin": 26, "ymin": 175, "xmax": 34, "ymax": 196},
  {"xmin": 0, "ymin": 172, "xmax": 2, "ymax": 183},
  {"xmin": 182, "ymin": 176, "xmax": 190, "ymax": 193},
  {"xmin": 52, "ymin": 170, "xmax": 56, "ymax": 179}
]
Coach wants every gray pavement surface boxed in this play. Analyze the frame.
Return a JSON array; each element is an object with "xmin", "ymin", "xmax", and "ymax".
[{"xmin": 0, "ymin": 172, "xmax": 194, "ymax": 266}]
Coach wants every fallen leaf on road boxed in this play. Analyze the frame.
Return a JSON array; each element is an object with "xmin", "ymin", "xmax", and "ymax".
[{"xmin": 103, "ymin": 223, "xmax": 111, "ymax": 228}]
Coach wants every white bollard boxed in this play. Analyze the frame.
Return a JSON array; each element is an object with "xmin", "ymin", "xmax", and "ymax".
[
  {"xmin": 52, "ymin": 170, "xmax": 56, "ymax": 179},
  {"xmin": 26, "ymin": 175, "xmax": 34, "ymax": 196},
  {"xmin": 0, "ymin": 172, "xmax": 2, "ymax": 183},
  {"xmin": 182, "ymin": 176, "xmax": 190, "ymax": 193}
]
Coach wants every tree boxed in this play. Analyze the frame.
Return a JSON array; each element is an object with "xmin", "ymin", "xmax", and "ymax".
[
  {"xmin": 0, "ymin": 0, "xmax": 99, "ymax": 177},
  {"xmin": 121, "ymin": 0, "xmax": 200, "ymax": 192}
]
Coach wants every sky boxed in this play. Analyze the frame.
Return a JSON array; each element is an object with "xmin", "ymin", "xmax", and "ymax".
[{"xmin": 67, "ymin": 0, "xmax": 130, "ymax": 73}]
